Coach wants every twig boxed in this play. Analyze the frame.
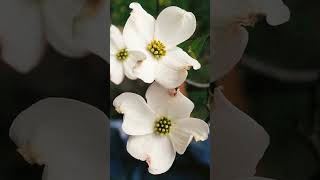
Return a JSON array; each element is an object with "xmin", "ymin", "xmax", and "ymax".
[{"xmin": 186, "ymin": 79, "xmax": 210, "ymax": 88}]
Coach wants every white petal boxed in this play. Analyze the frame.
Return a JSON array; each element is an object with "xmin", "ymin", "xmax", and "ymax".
[
  {"xmin": 212, "ymin": 88, "xmax": 270, "ymax": 180},
  {"xmin": 110, "ymin": 56, "xmax": 124, "ymax": 85},
  {"xmin": 42, "ymin": 0, "xmax": 88, "ymax": 57},
  {"xmin": 164, "ymin": 47, "xmax": 201, "ymax": 70},
  {"xmin": 127, "ymin": 134, "xmax": 176, "ymax": 174},
  {"xmin": 213, "ymin": 0, "xmax": 290, "ymax": 27},
  {"xmin": 74, "ymin": 1, "xmax": 108, "ymax": 61},
  {"xmin": 155, "ymin": 6, "xmax": 196, "ymax": 48},
  {"xmin": 146, "ymin": 82, "xmax": 194, "ymax": 119},
  {"xmin": 155, "ymin": 61, "xmax": 188, "ymax": 89},
  {"xmin": 210, "ymin": 26, "xmax": 248, "ymax": 82},
  {"xmin": 110, "ymin": 25, "xmax": 125, "ymax": 55},
  {"xmin": 9, "ymin": 98, "xmax": 108, "ymax": 180},
  {"xmin": 113, "ymin": 93, "xmax": 157, "ymax": 135},
  {"xmin": 0, "ymin": 0, "xmax": 44, "ymax": 73},
  {"xmin": 170, "ymin": 118, "xmax": 209, "ymax": 154},
  {"xmin": 251, "ymin": 0, "xmax": 290, "ymax": 26},
  {"xmin": 123, "ymin": 50, "xmax": 146, "ymax": 80},
  {"xmin": 123, "ymin": 2, "xmax": 155, "ymax": 50},
  {"xmin": 133, "ymin": 55, "xmax": 157, "ymax": 83}
]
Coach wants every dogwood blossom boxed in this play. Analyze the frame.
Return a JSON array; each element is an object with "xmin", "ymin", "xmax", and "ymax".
[
  {"xmin": 212, "ymin": 88, "xmax": 276, "ymax": 180},
  {"xmin": 0, "ymin": 0, "xmax": 107, "ymax": 73},
  {"xmin": 122, "ymin": 2, "xmax": 201, "ymax": 89},
  {"xmin": 10, "ymin": 98, "xmax": 108, "ymax": 180},
  {"xmin": 110, "ymin": 25, "xmax": 146, "ymax": 84},
  {"xmin": 211, "ymin": 0, "xmax": 290, "ymax": 81},
  {"xmin": 113, "ymin": 82, "xmax": 209, "ymax": 174}
]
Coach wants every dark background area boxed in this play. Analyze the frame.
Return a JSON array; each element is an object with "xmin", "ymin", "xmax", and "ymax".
[{"xmin": 0, "ymin": 47, "xmax": 108, "ymax": 179}]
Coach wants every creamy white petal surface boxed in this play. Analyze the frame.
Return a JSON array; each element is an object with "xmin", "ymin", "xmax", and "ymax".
[
  {"xmin": 0, "ymin": 0, "xmax": 44, "ymax": 73},
  {"xmin": 123, "ymin": 50, "xmax": 146, "ymax": 80},
  {"xmin": 114, "ymin": 82, "xmax": 209, "ymax": 174},
  {"xmin": 210, "ymin": 26, "xmax": 248, "ymax": 82},
  {"xmin": 170, "ymin": 118, "xmax": 209, "ymax": 154},
  {"xmin": 164, "ymin": 47, "xmax": 201, "ymax": 71},
  {"xmin": 212, "ymin": 88, "xmax": 270, "ymax": 180},
  {"xmin": 127, "ymin": 134, "xmax": 176, "ymax": 175},
  {"xmin": 155, "ymin": 6, "xmax": 196, "ymax": 48},
  {"xmin": 155, "ymin": 62, "xmax": 188, "ymax": 89},
  {"xmin": 9, "ymin": 98, "xmax": 107, "ymax": 180},
  {"xmin": 145, "ymin": 82, "xmax": 194, "ymax": 119},
  {"xmin": 123, "ymin": 2, "xmax": 155, "ymax": 50},
  {"xmin": 133, "ymin": 57, "xmax": 157, "ymax": 83},
  {"xmin": 113, "ymin": 93, "xmax": 157, "ymax": 135},
  {"xmin": 75, "ymin": 0, "xmax": 108, "ymax": 62},
  {"xmin": 110, "ymin": 25, "xmax": 146, "ymax": 84},
  {"xmin": 110, "ymin": 56, "xmax": 125, "ymax": 85},
  {"xmin": 42, "ymin": 0, "xmax": 88, "ymax": 57},
  {"xmin": 110, "ymin": 25, "xmax": 125, "ymax": 54},
  {"xmin": 123, "ymin": 2, "xmax": 200, "ymax": 88},
  {"xmin": 211, "ymin": 0, "xmax": 290, "ymax": 82}
]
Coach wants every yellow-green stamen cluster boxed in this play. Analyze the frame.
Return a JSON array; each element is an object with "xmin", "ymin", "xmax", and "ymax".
[
  {"xmin": 154, "ymin": 117, "xmax": 172, "ymax": 135},
  {"xmin": 116, "ymin": 49, "xmax": 128, "ymax": 61},
  {"xmin": 147, "ymin": 40, "xmax": 166, "ymax": 59}
]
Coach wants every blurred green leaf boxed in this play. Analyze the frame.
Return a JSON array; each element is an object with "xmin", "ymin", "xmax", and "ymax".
[{"xmin": 179, "ymin": 34, "xmax": 209, "ymax": 59}]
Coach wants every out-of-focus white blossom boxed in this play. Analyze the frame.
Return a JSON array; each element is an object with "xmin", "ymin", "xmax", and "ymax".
[
  {"xmin": 0, "ymin": 0, "xmax": 107, "ymax": 73},
  {"xmin": 211, "ymin": 0, "xmax": 290, "ymax": 81},
  {"xmin": 10, "ymin": 98, "xmax": 108, "ymax": 180}
]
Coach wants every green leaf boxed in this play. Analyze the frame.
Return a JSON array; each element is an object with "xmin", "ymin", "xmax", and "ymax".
[{"xmin": 179, "ymin": 34, "xmax": 209, "ymax": 59}]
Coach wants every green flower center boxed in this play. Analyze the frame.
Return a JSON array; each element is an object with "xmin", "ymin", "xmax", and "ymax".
[
  {"xmin": 116, "ymin": 49, "xmax": 128, "ymax": 61},
  {"xmin": 154, "ymin": 117, "xmax": 172, "ymax": 135},
  {"xmin": 147, "ymin": 40, "xmax": 166, "ymax": 59}
]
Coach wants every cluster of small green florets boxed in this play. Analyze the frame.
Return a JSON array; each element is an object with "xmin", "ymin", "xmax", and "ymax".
[
  {"xmin": 147, "ymin": 40, "xmax": 166, "ymax": 59},
  {"xmin": 116, "ymin": 49, "xmax": 128, "ymax": 61},
  {"xmin": 154, "ymin": 117, "xmax": 172, "ymax": 135}
]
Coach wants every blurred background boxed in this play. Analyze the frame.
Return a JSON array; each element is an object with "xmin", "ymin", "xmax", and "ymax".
[
  {"xmin": 219, "ymin": 0, "xmax": 320, "ymax": 179},
  {"xmin": 0, "ymin": 47, "xmax": 108, "ymax": 179}
]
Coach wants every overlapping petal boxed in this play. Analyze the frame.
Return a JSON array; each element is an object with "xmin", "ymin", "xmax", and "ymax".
[
  {"xmin": 155, "ymin": 6, "xmax": 196, "ymax": 48},
  {"xmin": 170, "ymin": 118, "xmax": 209, "ymax": 154},
  {"xmin": 145, "ymin": 82, "xmax": 194, "ymax": 119},
  {"xmin": 123, "ymin": 50, "xmax": 146, "ymax": 80},
  {"xmin": 210, "ymin": 26, "xmax": 248, "ymax": 82},
  {"xmin": 127, "ymin": 134, "xmax": 176, "ymax": 175},
  {"xmin": 74, "ymin": 0, "xmax": 108, "ymax": 61},
  {"xmin": 110, "ymin": 56, "xmax": 124, "ymax": 85},
  {"xmin": 212, "ymin": 88, "xmax": 270, "ymax": 180},
  {"xmin": 113, "ymin": 93, "xmax": 157, "ymax": 135},
  {"xmin": 110, "ymin": 25, "xmax": 125, "ymax": 54},
  {"xmin": 164, "ymin": 47, "xmax": 201, "ymax": 70},
  {"xmin": 211, "ymin": 0, "xmax": 290, "ymax": 82},
  {"xmin": 10, "ymin": 98, "xmax": 108, "ymax": 180},
  {"xmin": 155, "ymin": 62, "xmax": 188, "ymax": 89},
  {"xmin": 42, "ymin": 0, "xmax": 88, "ymax": 57},
  {"xmin": 123, "ymin": 2, "xmax": 155, "ymax": 50}
]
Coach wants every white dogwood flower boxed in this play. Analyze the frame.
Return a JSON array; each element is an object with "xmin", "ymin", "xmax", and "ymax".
[
  {"xmin": 211, "ymin": 0, "xmax": 290, "ymax": 81},
  {"xmin": 212, "ymin": 88, "xmax": 276, "ymax": 180},
  {"xmin": 0, "ymin": 0, "xmax": 107, "ymax": 73},
  {"xmin": 110, "ymin": 25, "xmax": 146, "ymax": 85},
  {"xmin": 113, "ymin": 82, "xmax": 209, "ymax": 174},
  {"xmin": 10, "ymin": 98, "xmax": 108, "ymax": 180},
  {"xmin": 123, "ymin": 2, "xmax": 201, "ymax": 89}
]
